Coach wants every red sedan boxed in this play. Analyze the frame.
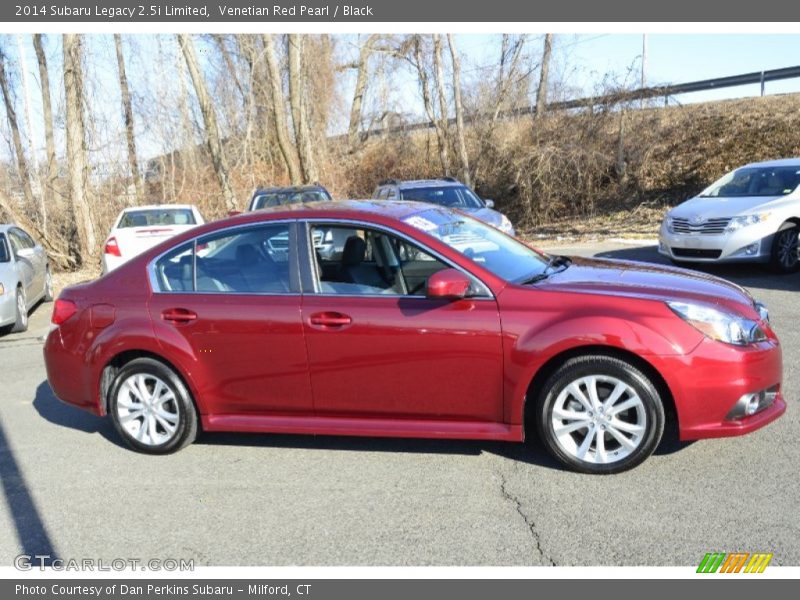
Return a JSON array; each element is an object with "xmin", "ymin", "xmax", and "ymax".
[{"xmin": 43, "ymin": 201, "xmax": 785, "ymax": 473}]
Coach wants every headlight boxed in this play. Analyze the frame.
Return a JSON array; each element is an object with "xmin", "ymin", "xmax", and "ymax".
[
  {"xmin": 754, "ymin": 301, "xmax": 769, "ymax": 323},
  {"xmin": 664, "ymin": 216, "xmax": 674, "ymax": 233},
  {"xmin": 726, "ymin": 212, "xmax": 771, "ymax": 232},
  {"xmin": 667, "ymin": 301, "xmax": 767, "ymax": 346},
  {"xmin": 0, "ymin": 283, "xmax": 4, "ymax": 296},
  {"xmin": 498, "ymin": 215, "xmax": 515, "ymax": 235}
]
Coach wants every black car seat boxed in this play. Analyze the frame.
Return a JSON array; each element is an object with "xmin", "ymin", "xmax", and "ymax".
[
  {"xmin": 339, "ymin": 236, "xmax": 385, "ymax": 289},
  {"xmin": 235, "ymin": 243, "xmax": 288, "ymax": 293}
]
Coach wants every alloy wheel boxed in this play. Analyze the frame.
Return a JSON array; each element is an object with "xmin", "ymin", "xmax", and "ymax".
[
  {"xmin": 115, "ymin": 373, "xmax": 181, "ymax": 446},
  {"xmin": 550, "ymin": 374, "xmax": 647, "ymax": 465},
  {"xmin": 776, "ymin": 228, "xmax": 799, "ymax": 270}
]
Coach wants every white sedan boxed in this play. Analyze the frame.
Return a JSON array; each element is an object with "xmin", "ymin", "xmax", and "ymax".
[
  {"xmin": 659, "ymin": 158, "xmax": 800, "ymax": 273},
  {"xmin": 102, "ymin": 205, "xmax": 204, "ymax": 273}
]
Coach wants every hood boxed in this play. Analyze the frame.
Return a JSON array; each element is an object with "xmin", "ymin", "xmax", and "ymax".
[
  {"xmin": 536, "ymin": 256, "xmax": 756, "ymax": 316},
  {"xmin": 670, "ymin": 195, "xmax": 784, "ymax": 219}
]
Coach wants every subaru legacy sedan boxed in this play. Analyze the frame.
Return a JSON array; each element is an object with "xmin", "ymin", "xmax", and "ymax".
[
  {"xmin": 659, "ymin": 158, "xmax": 800, "ymax": 273},
  {"xmin": 44, "ymin": 201, "xmax": 784, "ymax": 473}
]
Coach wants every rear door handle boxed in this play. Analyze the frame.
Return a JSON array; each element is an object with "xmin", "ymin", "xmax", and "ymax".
[
  {"xmin": 309, "ymin": 311, "xmax": 352, "ymax": 327},
  {"xmin": 162, "ymin": 308, "xmax": 198, "ymax": 324}
]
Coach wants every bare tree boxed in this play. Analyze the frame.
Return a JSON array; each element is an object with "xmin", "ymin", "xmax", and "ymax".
[
  {"xmin": 0, "ymin": 48, "xmax": 39, "ymax": 224},
  {"xmin": 177, "ymin": 34, "xmax": 237, "ymax": 212},
  {"xmin": 262, "ymin": 34, "xmax": 302, "ymax": 184},
  {"xmin": 535, "ymin": 34, "xmax": 553, "ymax": 118},
  {"xmin": 412, "ymin": 35, "xmax": 449, "ymax": 175},
  {"xmin": 287, "ymin": 34, "xmax": 317, "ymax": 183},
  {"xmin": 33, "ymin": 34, "xmax": 55, "ymax": 234},
  {"xmin": 492, "ymin": 35, "xmax": 526, "ymax": 122},
  {"xmin": 446, "ymin": 34, "xmax": 470, "ymax": 186},
  {"xmin": 432, "ymin": 35, "xmax": 451, "ymax": 176},
  {"xmin": 345, "ymin": 34, "xmax": 380, "ymax": 151},
  {"xmin": 114, "ymin": 34, "xmax": 142, "ymax": 200},
  {"xmin": 62, "ymin": 34, "xmax": 97, "ymax": 264}
]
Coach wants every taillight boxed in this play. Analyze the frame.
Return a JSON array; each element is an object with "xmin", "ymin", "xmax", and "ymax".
[
  {"xmin": 104, "ymin": 237, "xmax": 121, "ymax": 257},
  {"xmin": 52, "ymin": 299, "xmax": 77, "ymax": 325}
]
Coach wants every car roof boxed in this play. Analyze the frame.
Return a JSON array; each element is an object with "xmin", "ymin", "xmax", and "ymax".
[
  {"xmin": 253, "ymin": 185, "xmax": 329, "ymax": 194},
  {"xmin": 209, "ymin": 200, "xmax": 442, "ymax": 230},
  {"xmin": 120, "ymin": 204, "xmax": 197, "ymax": 212},
  {"xmin": 382, "ymin": 179, "xmax": 463, "ymax": 189},
  {"xmin": 741, "ymin": 157, "xmax": 800, "ymax": 169},
  {"xmin": 0, "ymin": 224, "xmax": 24, "ymax": 234}
]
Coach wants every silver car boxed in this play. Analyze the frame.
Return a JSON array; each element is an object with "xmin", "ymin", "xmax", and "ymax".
[
  {"xmin": 0, "ymin": 224, "xmax": 53, "ymax": 333},
  {"xmin": 659, "ymin": 158, "xmax": 800, "ymax": 273}
]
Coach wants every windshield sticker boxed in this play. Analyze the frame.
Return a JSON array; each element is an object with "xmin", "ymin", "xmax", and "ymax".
[{"xmin": 404, "ymin": 216, "xmax": 438, "ymax": 231}]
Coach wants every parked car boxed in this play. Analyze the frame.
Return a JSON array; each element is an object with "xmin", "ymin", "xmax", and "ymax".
[
  {"xmin": 373, "ymin": 177, "xmax": 515, "ymax": 236},
  {"xmin": 0, "ymin": 224, "xmax": 53, "ymax": 333},
  {"xmin": 659, "ymin": 158, "xmax": 800, "ymax": 273},
  {"xmin": 248, "ymin": 185, "xmax": 332, "ymax": 211},
  {"xmin": 44, "ymin": 201, "xmax": 784, "ymax": 473},
  {"xmin": 102, "ymin": 205, "xmax": 204, "ymax": 273}
]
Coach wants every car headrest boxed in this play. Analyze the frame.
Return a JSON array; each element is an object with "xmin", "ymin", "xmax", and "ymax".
[{"xmin": 341, "ymin": 236, "xmax": 367, "ymax": 267}]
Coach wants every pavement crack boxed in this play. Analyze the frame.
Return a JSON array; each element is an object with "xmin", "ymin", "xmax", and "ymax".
[{"xmin": 497, "ymin": 469, "xmax": 557, "ymax": 566}]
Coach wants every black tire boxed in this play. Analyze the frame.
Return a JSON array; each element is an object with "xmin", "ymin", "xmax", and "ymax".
[
  {"xmin": 108, "ymin": 357, "xmax": 198, "ymax": 454},
  {"xmin": 769, "ymin": 223, "xmax": 800, "ymax": 274},
  {"xmin": 535, "ymin": 355, "xmax": 665, "ymax": 474},
  {"xmin": 10, "ymin": 287, "xmax": 28, "ymax": 333},
  {"xmin": 43, "ymin": 267, "xmax": 54, "ymax": 302}
]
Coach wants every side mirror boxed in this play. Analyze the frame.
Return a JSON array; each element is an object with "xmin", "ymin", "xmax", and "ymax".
[
  {"xmin": 427, "ymin": 268, "xmax": 471, "ymax": 300},
  {"xmin": 15, "ymin": 247, "xmax": 35, "ymax": 260},
  {"xmin": 483, "ymin": 199, "xmax": 495, "ymax": 209}
]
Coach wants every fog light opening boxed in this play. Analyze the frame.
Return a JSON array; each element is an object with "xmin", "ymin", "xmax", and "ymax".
[
  {"xmin": 726, "ymin": 386, "xmax": 778, "ymax": 421},
  {"xmin": 745, "ymin": 394, "xmax": 761, "ymax": 416}
]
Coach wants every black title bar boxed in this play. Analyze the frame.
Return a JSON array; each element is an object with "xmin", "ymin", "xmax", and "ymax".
[{"xmin": 4, "ymin": 0, "xmax": 800, "ymax": 22}]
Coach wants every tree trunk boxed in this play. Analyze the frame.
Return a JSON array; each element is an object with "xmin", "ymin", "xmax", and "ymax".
[
  {"xmin": 413, "ymin": 36, "xmax": 449, "ymax": 176},
  {"xmin": 446, "ymin": 34, "xmax": 470, "ymax": 186},
  {"xmin": 347, "ymin": 34, "xmax": 379, "ymax": 152},
  {"xmin": 287, "ymin": 34, "xmax": 317, "ymax": 183},
  {"xmin": 62, "ymin": 34, "xmax": 97, "ymax": 265},
  {"xmin": 262, "ymin": 34, "xmax": 302, "ymax": 185},
  {"xmin": 0, "ymin": 50, "xmax": 39, "ymax": 227},
  {"xmin": 432, "ymin": 35, "xmax": 451, "ymax": 176},
  {"xmin": 535, "ymin": 34, "xmax": 553, "ymax": 119},
  {"xmin": 114, "ymin": 34, "xmax": 143, "ymax": 201},
  {"xmin": 177, "ymin": 34, "xmax": 238, "ymax": 212},
  {"xmin": 33, "ymin": 34, "xmax": 55, "ymax": 234}
]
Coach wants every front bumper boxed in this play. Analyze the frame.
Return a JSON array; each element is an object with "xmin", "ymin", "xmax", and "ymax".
[
  {"xmin": 658, "ymin": 221, "xmax": 776, "ymax": 263},
  {"xmin": 652, "ymin": 336, "xmax": 785, "ymax": 440}
]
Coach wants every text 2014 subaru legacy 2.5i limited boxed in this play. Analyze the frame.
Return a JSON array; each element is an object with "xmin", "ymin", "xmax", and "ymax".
[{"xmin": 44, "ymin": 201, "xmax": 785, "ymax": 473}]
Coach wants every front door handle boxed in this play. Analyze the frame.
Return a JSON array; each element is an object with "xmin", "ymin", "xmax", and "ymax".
[
  {"xmin": 162, "ymin": 308, "xmax": 198, "ymax": 324},
  {"xmin": 309, "ymin": 311, "xmax": 352, "ymax": 328}
]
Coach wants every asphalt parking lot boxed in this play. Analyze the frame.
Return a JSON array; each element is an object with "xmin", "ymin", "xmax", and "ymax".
[{"xmin": 0, "ymin": 240, "xmax": 797, "ymax": 567}]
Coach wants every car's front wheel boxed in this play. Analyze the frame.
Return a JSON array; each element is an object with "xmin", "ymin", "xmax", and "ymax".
[
  {"xmin": 535, "ymin": 355, "xmax": 665, "ymax": 474},
  {"xmin": 108, "ymin": 358, "xmax": 198, "ymax": 454},
  {"xmin": 770, "ymin": 223, "xmax": 800, "ymax": 273},
  {"xmin": 10, "ymin": 287, "xmax": 28, "ymax": 333}
]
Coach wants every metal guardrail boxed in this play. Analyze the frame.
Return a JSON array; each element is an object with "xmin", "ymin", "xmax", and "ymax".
[{"xmin": 351, "ymin": 65, "xmax": 800, "ymax": 139}]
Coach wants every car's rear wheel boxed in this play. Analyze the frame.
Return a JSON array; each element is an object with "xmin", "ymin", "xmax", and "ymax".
[
  {"xmin": 770, "ymin": 223, "xmax": 799, "ymax": 273},
  {"xmin": 108, "ymin": 358, "xmax": 198, "ymax": 454},
  {"xmin": 535, "ymin": 355, "xmax": 665, "ymax": 474},
  {"xmin": 10, "ymin": 287, "xmax": 28, "ymax": 333}
]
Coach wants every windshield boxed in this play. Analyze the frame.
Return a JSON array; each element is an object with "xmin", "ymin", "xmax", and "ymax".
[
  {"xmin": 253, "ymin": 189, "xmax": 331, "ymax": 209},
  {"xmin": 402, "ymin": 208, "xmax": 548, "ymax": 282},
  {"xmin": 400, "ymin": 186, "xmax": 485, "ymax": 209},
  {"xmin": 119, "ymin": 209, "xmax": 196, "ymax": 228},
  {"xmin": 700, "ymin": 166, "xmax": 800, "ymax": 198},
  {"xmin": 0, "ymin": 234, "xmax": 8, "ymax": 263}
]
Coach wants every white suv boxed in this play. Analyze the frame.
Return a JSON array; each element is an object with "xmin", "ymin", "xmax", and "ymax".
[{"xmin": 659, "ymin": 158, "xmax": 800, "ymax": 273}]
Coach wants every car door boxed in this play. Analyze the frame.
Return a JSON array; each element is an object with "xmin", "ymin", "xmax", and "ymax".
[
  {"xmin": 300, "ymin": 221, "xmax": 505, "ymax": 423},
  {"xmin": 147, "ymin": 221, "xmax": 313, "ymax": 416},
  {"xmin": 7, "ymin": 229, "xmax": 36, "ymax": 302}
]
